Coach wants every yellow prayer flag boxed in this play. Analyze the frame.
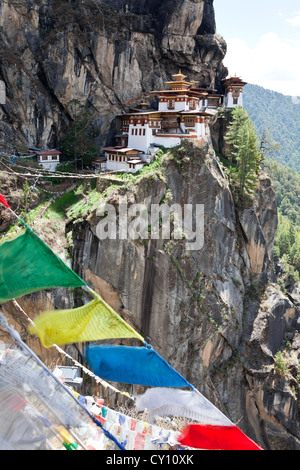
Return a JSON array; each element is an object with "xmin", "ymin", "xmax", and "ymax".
[
  {"xmin": 29, "ymin": 289, "xmax": 144, "ymax": 347},
  {"xmin": 56, "ymin": 426, "xmax": 73, "ymax": 445}
]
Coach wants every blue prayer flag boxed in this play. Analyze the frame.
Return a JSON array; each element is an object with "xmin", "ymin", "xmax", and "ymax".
[{"xmin": 86, "ymin": 344, "xmax": 193, "ymax": 389}]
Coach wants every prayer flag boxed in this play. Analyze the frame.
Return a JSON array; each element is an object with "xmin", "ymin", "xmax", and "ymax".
[
  {"xmin": 0, "ymin": 193, "xmax": 10, "ymax": 208},
  {"xmin": 177, "ymin": 424, "xmax": 263, "ymax": 450},
  {"xmin": 86, "ymin": 344, "xmax": 193, "ymax": 388},
  {"xmin": 0, "ymin": 228, "xmax": 86, "ymax": 304},
  {"xmin": 29, "ymin": 291, "xmax": 144, "ymax": 347},
  {"xmin": 136, "ymin": 388, "xmax": 232, "ymax": 426}
]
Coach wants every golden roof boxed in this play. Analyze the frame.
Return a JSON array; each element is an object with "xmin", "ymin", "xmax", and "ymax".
[{"xmin": 165, "ymin": 70, "xmax": 196, "ymax": 90}]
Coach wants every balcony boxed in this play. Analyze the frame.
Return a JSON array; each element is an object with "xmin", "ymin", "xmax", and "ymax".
[{"xmin": 157, "ymin": 121, "xmax": 181, "ymax": 134}]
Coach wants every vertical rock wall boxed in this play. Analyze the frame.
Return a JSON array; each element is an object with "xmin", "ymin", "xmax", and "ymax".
[
  {"xmin": 0, "ymin": 0, "xmax": 227, "ymax": 149},
  {"xmin": 70, "ymin": 143, "xmax": 299, "ymax": 449}
]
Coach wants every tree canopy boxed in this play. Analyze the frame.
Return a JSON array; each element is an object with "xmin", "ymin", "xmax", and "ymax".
[
  {"xmin": 224, "ymin": 106, "xmax": 261, "ymax": 206},
  {"xmin": 243, "ymin": 84, "xmax": 300, "ymax": 173},
  {"xmin": 60, "ymin": 100, "xmax": 99, "ymax": 170},
  {"xmin": 266, "ymin": 159, "xmax": 300, "ymax": 280}
]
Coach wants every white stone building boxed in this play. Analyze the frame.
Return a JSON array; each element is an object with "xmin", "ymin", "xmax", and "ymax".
[
  {"xmin": 93, "ymin": 157, "xmax": 107, "ymax": 173},
  {"xmin": 102, "ymin": 147, "xmax": 144, "ymax": 173},
  {"xmin": 223, "ymin": 76, "xmax": 247, "ymax": 108},
  {"xmin": 36, "ymin": 150, "xmax": 61, "ymax": 171},
  {"xmin": 99, "ymin": 72, "xmax": 247, "ymax": 171}
]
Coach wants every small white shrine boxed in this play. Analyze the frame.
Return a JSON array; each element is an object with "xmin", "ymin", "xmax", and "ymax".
[
  {"xmin": 93, "ymin": 157, "xmax": 107, "ymax": 173},
  {"xmin": 36, "ymin": 150, "xmax": 61, "ymax": 172},
  {"xmin": 223, "ymin": 76, "xmax": 247, "ymax": 108}
]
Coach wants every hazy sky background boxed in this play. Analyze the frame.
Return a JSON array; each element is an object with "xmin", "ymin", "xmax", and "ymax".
[{"xmin": 214, "ymin": 0, "xmax": 300, "ymax": 96}]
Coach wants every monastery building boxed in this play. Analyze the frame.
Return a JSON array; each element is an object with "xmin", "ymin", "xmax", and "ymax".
[{"xmin": 99, "ymin": 73, "xmax": 247, "ymax": 173}]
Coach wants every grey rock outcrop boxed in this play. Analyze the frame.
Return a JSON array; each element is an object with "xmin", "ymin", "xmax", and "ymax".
[
  {"xmin": 0, "ymin": 0, "xmax": 227, "ymax": 150},
  {"xmin": 69, "ymin": 142, "xmax": 299, "ymax": 449},
  {"xmin": 1, "ymin": 0, "xmax": 299, "ymax": 452}
]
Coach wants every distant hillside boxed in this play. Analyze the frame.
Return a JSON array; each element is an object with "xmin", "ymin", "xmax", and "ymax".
[{"xmin": 243, "ymin": 84, "xmax": 300, "ymax": 173}]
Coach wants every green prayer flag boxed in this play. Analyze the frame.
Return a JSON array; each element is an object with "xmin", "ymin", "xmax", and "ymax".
[
  {"xmin": 29, "ymin": 289, "xmax": 144, "ymax": 347},
  {"xmin": 0, "ymin": 228, "xmax": 86, "ymax": 304}
]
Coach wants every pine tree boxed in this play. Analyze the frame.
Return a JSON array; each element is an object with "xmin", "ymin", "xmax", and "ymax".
[
  {"xmin": 60, "ymin": 100, "xmax": 99, "ymax": 170},
  {"xmin": 225, "ymin": 107, "xmax": 261, "ymax": 205}
]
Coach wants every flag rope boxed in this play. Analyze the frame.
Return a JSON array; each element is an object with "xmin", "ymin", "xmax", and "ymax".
[
  {"xmin": 0, "ymin": 158, "xmax": 132, "ymax": 180},
  {"xmin": 0, "ymin": 159, "xmax": 98, "ymax": 179}
]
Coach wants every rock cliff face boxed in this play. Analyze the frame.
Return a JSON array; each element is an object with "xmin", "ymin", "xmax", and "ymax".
[
  {"xmin": 0, "ymin": 0, "xmax": 299, "ymax": 451},
  {"xmin": 69, "ymin": 141, "xmax": 299, "ymax": 450},
  {"xmin": 0, "ymin": 0, "xmax": 227, "ymax": 150}
]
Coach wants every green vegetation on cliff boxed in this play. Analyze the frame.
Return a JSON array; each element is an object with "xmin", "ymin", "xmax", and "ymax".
[
  {"xmin": 243, "ymin": 84, "xmax": 300, "ymax": 173},
  {"xmin": 267, "ymin": 159, "xmax": 300, "ymax": 227},
  {"xmin": 60, "ymin": 100, "xmax": 99, "ymax": 170},
  {"xmin": 225, "ymin": 107, "xmax": 260, "ymax": 204},
  {"xmin": 218, "ymin": 104, "xmax": 299, "ymax": 281},
  {"xmin": 267, "ymin": 159, "xmax": 300, "ymax": 281},
  {"xmin": 222, "ymin": 107, "xmax": 261, "ymax": 207}
]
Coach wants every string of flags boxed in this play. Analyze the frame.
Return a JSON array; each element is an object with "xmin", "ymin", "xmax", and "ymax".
[
  {"xmin": 10, "ymin": 299, "xmax": 135, "ymax": 401},
  {"xmin": 0, "ymin": 156, "xmax": 93, "ymax": 179},
  {"xmin": 0, "ymin": 191, "xmax": 263, "ymax": 450},
  {"xmin": 0, "ymin": 155, "xmax": 137, "ymax": 181},
  {"xmin": 9, "ymin": 296, "xmax": 258, "ymax": 452},
  {"xmin": 0, "ymin": 168, "xmax": 97, "ymax": 180},
  {"xmin": 0, "ymin": 151, "xmax": 37, "ymax": 160},
  {"xmin": 83, "ymin": 399, "xmax": 180, "ymax": 451}
]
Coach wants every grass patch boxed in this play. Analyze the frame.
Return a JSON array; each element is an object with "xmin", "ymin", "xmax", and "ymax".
[
  {"xmin": 67, "ymin": 189, "xmax": 103, "ymax": 220},
  {"xmin": 274, "ymin": 351, "xmax": 288, "ymax": 376},
  {"xmin": 44, "ymin": 190, "xmax": 81, "ymax": 220}
]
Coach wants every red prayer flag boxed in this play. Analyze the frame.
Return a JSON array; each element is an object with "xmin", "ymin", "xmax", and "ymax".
[
  {"xmin": 0, "ymin": 193, "xmax": 10, "ymax": 209},
  {"xmin": 178, "ymin": 424, "xmax": 263, "ymax": 451}
]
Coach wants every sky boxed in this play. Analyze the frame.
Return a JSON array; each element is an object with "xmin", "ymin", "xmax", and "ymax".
[{"xmin": 214, "ymin": 0, "xmax": 300, "ymax": 96}]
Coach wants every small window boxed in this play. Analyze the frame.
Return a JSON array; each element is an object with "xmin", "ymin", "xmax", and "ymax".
[
  {"xmin": 167, "ymin": 99, "xmax": 175, "ymax": 110},
  {"xmin": 185, "ymin": 118, "xmax": 195, "ymax": 127}
]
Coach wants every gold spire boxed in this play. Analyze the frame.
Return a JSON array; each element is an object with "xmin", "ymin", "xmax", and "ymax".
[
  {"xmin": 165, "ymin": 70, "xmax": 193, "ymax": 90},
  {"xmin": 172, "ymin": 69, "xmax": 187, "ymax": 81}
]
